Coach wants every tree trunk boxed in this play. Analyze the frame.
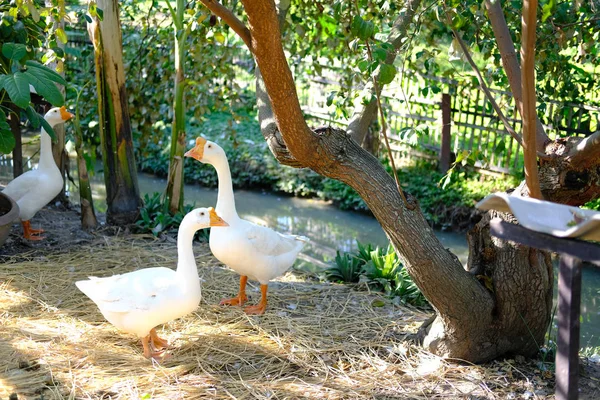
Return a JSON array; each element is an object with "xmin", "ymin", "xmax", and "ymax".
[
  {"xmin": 165, "ymin": 0, "xmax": 186, "ymax": 215},
  {"xmin": 87, "ymin": 0, "xmax": 141, "ymax": 225}
]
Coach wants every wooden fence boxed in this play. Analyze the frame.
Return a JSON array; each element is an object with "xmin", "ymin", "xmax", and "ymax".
[{"xmin": 299, "ymin": 68, "xmax": 600, "ymax": 175}]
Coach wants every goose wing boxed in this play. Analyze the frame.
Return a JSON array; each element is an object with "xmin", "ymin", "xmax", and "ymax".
[
  {"xmin": 75, "ymin": 267, "xmax": 175, "ymax": 313},
  {"xmin": 2, "ymin": 170, "xmax": 42, "ymax": 201},
  {"xmin": 243, "ymin": 220, "xmax": 303, "ymax": 257}
]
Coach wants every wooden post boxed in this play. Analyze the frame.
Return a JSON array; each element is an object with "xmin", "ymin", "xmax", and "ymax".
[
  {"xmin": 556, "ymin": 254, "xmax": 582, "ymax": 400},
  {"xmin": 439, "ymin": 93, "xmax": 451, "ymax": 173}
]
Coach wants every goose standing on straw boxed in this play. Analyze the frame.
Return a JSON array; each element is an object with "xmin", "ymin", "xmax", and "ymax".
[
  {"xmin": 185, "ymin": 137, "xmax": 309, "ymax": 315},
  {"xmin": 2, "ymin": 106, "xmax": 74, "ymax": 240},
  {"xmin": 76, "ymin": 207, "xmax": 228, "ymax": 359}
]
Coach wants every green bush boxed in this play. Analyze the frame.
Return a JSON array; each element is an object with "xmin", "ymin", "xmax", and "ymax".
[{"xmin": 325, "ymin": 241, "xmax": 429, "ymax": 307}]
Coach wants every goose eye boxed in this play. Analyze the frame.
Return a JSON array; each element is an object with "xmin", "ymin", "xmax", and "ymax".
[
  {"xmin": 208, "ymin": 144, "xmax": 212, "ymax": 148},
  {"xmin": 200, "ymin": 212, "xmax": 205, "ymax": 216}
]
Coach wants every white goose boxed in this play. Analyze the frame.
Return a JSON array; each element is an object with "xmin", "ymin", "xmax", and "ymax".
[
  {"xmin": 76, "ymin": 207, "xmax": 228, "ymax": 359},
  {"xmin": 185, "ymin": 137, "xmax": 308, "ymax": 315},
  {"xmin": 2, "ymin": 106, "xmax": 73, "ymax": 240}
]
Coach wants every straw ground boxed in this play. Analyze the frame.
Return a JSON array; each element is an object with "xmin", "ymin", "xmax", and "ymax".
[{"xmin": 0, "ymin": 209, "xmax": 598, "ymax": 399}]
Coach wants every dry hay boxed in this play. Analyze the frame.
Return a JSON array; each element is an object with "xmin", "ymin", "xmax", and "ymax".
[{"xmin": 0, "ymin": 234, "xmax": 559, "ymax": 399}]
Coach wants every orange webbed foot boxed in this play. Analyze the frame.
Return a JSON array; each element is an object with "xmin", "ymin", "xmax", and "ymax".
[
  {"xmin": 219, "ymin": 294, "xmax": 248, "ymax": 307},
  {"xmin": 142, "ymin": 334, "xmax": 167, "ymax": 361},
  {"xmin": 22, "ymin": 221, "xmax": 46, "ymax": 241},
  {"xmin": 243, "ymin": 284, "xmax": 268, "ymax": 315},
  {"xmin": 150, "ymin": 328, "xmax": 169, "ymax": 350},
  {"xmin": 244, "ymin": 303, "xmax": 267, "ymax": 315}
]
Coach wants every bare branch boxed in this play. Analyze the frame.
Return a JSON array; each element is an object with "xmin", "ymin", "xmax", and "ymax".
[
  {"xmin": 451, "ymin": 28, "xmax": 523, "ymax": 146},
  {"xmin": 485, "ymin": 0, "xmax": 549, "ymax": 150},
  {"xmin": 199, "ymin": 0, "xmax": 252, "ymax": 49},
  {"xmin": 348, "ymin": 0, "xmax": 422, "ymax": 143},
  {"xmin": 521, "ymin": 0, "xmax": 542, "ymax": 199}
]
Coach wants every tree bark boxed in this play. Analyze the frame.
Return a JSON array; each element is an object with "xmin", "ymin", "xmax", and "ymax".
[{"xmin": 88, "ymin": 0, "xmax": 141, "ymax": 225}]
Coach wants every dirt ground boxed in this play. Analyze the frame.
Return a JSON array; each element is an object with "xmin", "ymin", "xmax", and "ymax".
[{"xmin": 1, "ymin": 205, "xmax": 599, "ymax": 399}]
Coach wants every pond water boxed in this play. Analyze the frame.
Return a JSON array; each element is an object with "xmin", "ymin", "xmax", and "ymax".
[{"xmin": 1, "ymin": 152, "xmax": 600, "ymax": 349}]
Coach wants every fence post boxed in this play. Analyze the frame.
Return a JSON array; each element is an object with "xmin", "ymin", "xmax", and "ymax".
[{"xmin": 439, "ymin": 93, "xmax": 452, "ymax": 173}]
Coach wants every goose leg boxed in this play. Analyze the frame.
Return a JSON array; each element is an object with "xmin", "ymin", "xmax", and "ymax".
[
  {"xmin": 244, "ymin": 284, "xmax": 268, "ymax": 315},
  {"xmin": 150, "ymin": 328, "xmax": 168, "ymax": 350},
  {"xmin": 22, "ymin": 220, "xmax": 45, "ymax": 240},
  {"xmin": 220, "ymin": 275, "xmax": 248, "ymax": 306},
  {"xmin": 142, "ymin": 335, "xmax": 153, "ymax": 359},
  {"xmin": 142, "ymin": 333, "xmax": 166, "ymax": 359}
]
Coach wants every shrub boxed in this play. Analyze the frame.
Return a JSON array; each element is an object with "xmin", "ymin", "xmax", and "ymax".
[
  {"xmin": 135, "ymin": 192, "xmax": 209, "ymax": 242},
  {"xmin": 325, "ymin": 241, "xmax": 429, "ymax": 307}
]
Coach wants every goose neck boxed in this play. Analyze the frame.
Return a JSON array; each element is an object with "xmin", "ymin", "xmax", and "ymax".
[
  {"xmin": 39, "ymin": 129, "xmax": 57, "ymax": 170},
  {"xmin": 213, "ymin": 155, "xmax": 239, "ymax": 221},
  {"xmin": 176, "ymin": 223, "xmax": 199, "ymax": 280}
]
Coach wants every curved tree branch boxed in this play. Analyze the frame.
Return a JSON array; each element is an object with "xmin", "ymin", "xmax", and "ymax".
[
  {"xmin": 200, "ymin": 0, "xmax": 252, "ymax": 49},
  {"xmin": 254, "ymin": 0, "xmax": 304, "ymax": 167},
  {"xmin": 238, "ymin": 0, "xmax": 494, "ymax": 326},
  {"xmin": 347, "ymin": 0, "xmax": 422, "ymax": 144},
  {"xmin": 485, "ymin": 0, "xmax": 550, "ymax": 151}
]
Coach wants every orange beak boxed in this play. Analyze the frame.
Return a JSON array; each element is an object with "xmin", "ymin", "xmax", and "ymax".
[
  {"xmin": 59, "ymin": 106, "xmax": 74, "ymax": 121},
  {"xmin": 209, "ymin": 207, "xmax": 228, "ymax": 227},
  {"xmin": 184, "ymin": 137, "xmax": 207, "ymax": 161}
]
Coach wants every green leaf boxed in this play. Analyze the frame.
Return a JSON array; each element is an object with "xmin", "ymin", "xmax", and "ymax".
[
  {"xmin": 351, "ymin": 15, "xmax": 375, "ymax": 40},
  {"xmin": 371, "ymin": 299, "xmax": 385, "ymax": 307},
  {"xmin": 2, "ymin": 71, "xmax": 31, "ymax": 108},
  {"xmin": 25, "ymin": 106, "xmax": 40, "ymax": 129},
  {"xmin": 357, "ymin": 59, "xmax": 369, "ymax": 72},
  {"xmin": 2, "ymin": 43, "xmax": 28, "ymax": 61},
  {"xmin": 55, "ymin": 28, "xmax": 68, "ymax": 44},
  {"xmin": 541, "ymin": 0, "xmax": 556, "ymax": 22},
  {"xmin": 40, "ymin": 116, "xmax": 57, "ymax": 141},
  {"xmin": 0, "ymin": 109, "xmax": 16, "ymax": 154},
  {"xmin": 214, "ymin": 32, "xmax": 225, "ymax": 44},
  {"xmin": 25, "ymin": 60, "xmax": 67, "ymax": 85},
  {"xmin": 494, "ymin": 140, "xmax": 506, "ymax": 156},
  {"xmin": 372, "ymin": 47, "xmax": 387, "ymax": 62},
  {"xmin": 326, "ymin": 91, "xmax": 337, "ymax": 107},
  {"xmin": 379, "ymin": 64, "xmax": 396, "ymax": 85},
  {"xmin": 23, "ymin": 70, "xmax": 64, "ymax": 106}
]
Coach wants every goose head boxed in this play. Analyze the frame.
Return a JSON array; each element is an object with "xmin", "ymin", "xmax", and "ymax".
[
  {"xmin": 44, "ymin": 106, "xmax": 74, "ymax": 127},
  {"xmin": 181, "ymin": 207, "xmax": 229, "ymax": 230},
  {"xmin": 184, "ymin": 136, "xmax": 224, "ymax": 164}
]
